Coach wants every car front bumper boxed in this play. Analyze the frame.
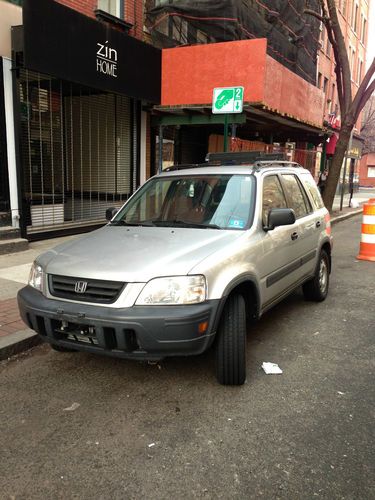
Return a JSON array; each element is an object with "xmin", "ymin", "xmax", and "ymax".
[{"xmin": 18, "ymin": 286, "xmax": 220, "ymax": 360}]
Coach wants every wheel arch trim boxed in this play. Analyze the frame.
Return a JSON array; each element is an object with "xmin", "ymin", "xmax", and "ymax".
[{"xmin": 212, "ymin": 273, "xmax": 261, "ymax": 333}]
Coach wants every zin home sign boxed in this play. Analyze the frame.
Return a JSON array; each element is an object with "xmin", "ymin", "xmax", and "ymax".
[
  {"xmin": 22, "ymin": 0, "xmax": 161, "ymax": 103},
  {"xmin": 96, "ymin": 41, "xmax": 118, "ymax": 78}
]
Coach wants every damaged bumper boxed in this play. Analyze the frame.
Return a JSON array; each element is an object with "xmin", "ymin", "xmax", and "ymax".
[{"xmin": 17, "ymin": 286, "xmax": 220, "ymax": 360}]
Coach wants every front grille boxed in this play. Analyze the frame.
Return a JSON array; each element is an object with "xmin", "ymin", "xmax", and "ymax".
[{"xmin": 48, "ymin": 275, "xmax": 125, "ymax": 303}]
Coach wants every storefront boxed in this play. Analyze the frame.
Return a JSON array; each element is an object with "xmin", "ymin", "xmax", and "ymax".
[{"xmin": 12, "ymin": 0, "xmax": 161, "ymax": 239}]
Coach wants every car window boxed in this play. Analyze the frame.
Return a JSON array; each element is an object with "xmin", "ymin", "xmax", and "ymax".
[
  {"xmin": 300, "ymin": 173, "xmax": 325, "ymax": 209},
  {"xmin": 281, "ymin": 174, "xmax": 310, "ymax": 218},
  {"xmin": 112, "ymin": 174, "xmax": 256, "ymax": 230},
  {"xmin": 262, "ymin": 175, "xmax": 288, "ymax": 225}
]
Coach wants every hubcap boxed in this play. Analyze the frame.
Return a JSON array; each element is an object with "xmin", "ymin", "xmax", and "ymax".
[{"xmin": 319, "ymin": 258, "xmax": 328, "ymax": 292}]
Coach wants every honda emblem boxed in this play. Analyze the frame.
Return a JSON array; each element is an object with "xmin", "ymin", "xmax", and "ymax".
[{"xmin": 75, "ymin": 281, "xmax": 88, "ymax": 294}]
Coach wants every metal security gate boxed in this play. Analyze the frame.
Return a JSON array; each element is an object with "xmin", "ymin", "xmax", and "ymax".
[{"xmin": 17, "ymin": 69, "xmax": 134, "ymax": 236}]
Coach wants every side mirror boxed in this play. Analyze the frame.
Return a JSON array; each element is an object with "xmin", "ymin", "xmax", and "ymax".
[
  {"xmin": 265, "ymin": 208, "xmax": 295, "ymax": 231},
  {"xmin": 105, "ymin": 207, "xmax": 118, "ymax": 221}
]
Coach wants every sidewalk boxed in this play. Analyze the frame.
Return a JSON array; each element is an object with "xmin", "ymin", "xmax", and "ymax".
[
  {"xmin": 0, "ymin": 234, "xmax": 79, "ymax": 360},
  {"xmin": 0, "ymin": 204, "xmax": 366, "ymax": 361}
]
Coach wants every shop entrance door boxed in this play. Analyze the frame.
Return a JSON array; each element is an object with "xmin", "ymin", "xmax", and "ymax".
[{"xmin": 17, "ymin": 69, "xmax": 134, "ymax": 236}]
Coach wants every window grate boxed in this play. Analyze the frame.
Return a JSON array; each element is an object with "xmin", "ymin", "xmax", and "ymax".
[{"xmin": 17, "ymin": 69, "xmax": 134, "ymax": 235}]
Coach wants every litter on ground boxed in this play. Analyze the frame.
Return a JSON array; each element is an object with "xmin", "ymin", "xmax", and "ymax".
[
  {"xmin": 262, "ymin": 362, "xmax": 283, "ymax": 374},
  {"xmin": 63, "ymin": 402, "xmax": 80, "ymax": 411}
]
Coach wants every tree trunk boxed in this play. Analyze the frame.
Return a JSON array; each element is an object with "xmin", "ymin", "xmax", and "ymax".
[{"xmin": 322, "ymin": 126, "xmax": 352, "ymax": 211}]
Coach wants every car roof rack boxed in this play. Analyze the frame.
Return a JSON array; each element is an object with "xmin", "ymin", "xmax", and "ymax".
[
  {"xmin": 205, "ymin": 151, "xmax": 285, "ymax": 165},
  {"xmin": 253, "ymin": 160, "xmax": 302, "ymax": 171},
  {"xmin": 162, "ymin": 154, "xmax": 302, "ymax": 173},
  {"xmin": 163, "ymin": 163, "xmax": 208, "ymax": 172}
]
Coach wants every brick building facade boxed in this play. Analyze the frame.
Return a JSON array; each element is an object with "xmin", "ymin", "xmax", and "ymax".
[
  {"xmin": 55, "ymin": 0, "xmax": 144, "ymax": 39},
  {"xmin": 359, "ymin": 153, "xmax": 375, "ymax": 187},
  {"xmin": 317, "ymin": 0, "xmax": 369, "ymax": 130},
  {"xmin": 316, "ymin": 0, "xmax": 370, "ymax": 189}
]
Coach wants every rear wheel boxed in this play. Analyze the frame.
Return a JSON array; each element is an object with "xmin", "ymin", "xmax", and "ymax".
[
  {"xmin": 302, "ymin": 249, "xmax": 329, "ymax": 302},
  {"xmin": 215, "ymin": 294, "xmax": 247, "ymax": 386}
]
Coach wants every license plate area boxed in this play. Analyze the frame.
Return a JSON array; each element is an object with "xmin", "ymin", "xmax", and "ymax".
[{"xmin": 52, "ymin": 319, "xmax": 99, "ymax": 346}]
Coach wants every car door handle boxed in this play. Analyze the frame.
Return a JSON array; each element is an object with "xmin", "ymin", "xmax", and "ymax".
[
  {"xmin": 291, "ymin": 232, "xmax": 298, "ymax": 241},
  {"xmin": 316, "ymin": 221, "xmax": 321, "ymax": 228}
]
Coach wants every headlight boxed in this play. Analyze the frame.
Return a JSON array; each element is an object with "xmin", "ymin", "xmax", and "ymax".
[
  {"xmin": 28, "ymin": 262, "xmax": 45, "ymax": 293},
  {"xmin": 136, "ymin": 275, "xmax": 206, "ymax": 305}
]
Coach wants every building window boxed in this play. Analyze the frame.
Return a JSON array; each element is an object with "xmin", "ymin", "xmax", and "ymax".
[
  {"xmin": 353, "ymin": 4, "xmax": 358, "ymax": 32},
  {"xmin": 358, "ymin": 59, "xmax": 363, "ymax": 84},
  {"xmin": 343, "ymin": 0, "xmax": 347, "ymax": 16},
  {"xmin": 368, "ymin": 167, "xmax": 375, "ymax": 178},
  {"xmin": 362, "ymin": 18, "xmax": 367, "ymax": 43},
  {"xmin": 326, "ymin": 39, "xmax": 331, "ymax": 57},
  {"xmin": 331, "ymin": 83, "xmax": 335, "ymax": 109},
  {"xmin": 323, "ymin": 77, "xmax": 328, "ymax": 94},
  {"xmin": 351, "ymin": 1, "xmax": 355, "ymax": 27},
  {"xmin": 320, "ymin": 27, "xmax": 325, "ymax": 50},
  {"xmin": 349, "ymin": 47, "xmax": 356, "ymax": 76},
  {"xmin": 97, "ymin": 0, "xmax": 121, "ymax": 18},
  {"xmin": 317, "ymin": 72, "xmax": 322, "ymax": 89}
]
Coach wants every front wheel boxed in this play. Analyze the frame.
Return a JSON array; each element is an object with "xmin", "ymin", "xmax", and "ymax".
[
  {"xmin": 302, "ymin": 250, "xmax": 330, "ymax": 302},
  {"xmin": 215, "ymin": 294, "xmax": 247, "ymax": 386}
]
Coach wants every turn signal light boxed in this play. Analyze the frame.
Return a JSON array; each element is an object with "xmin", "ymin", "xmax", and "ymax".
[{"xmin": 198, "ymin": 321, "xmax": 208, "ymax": 334}]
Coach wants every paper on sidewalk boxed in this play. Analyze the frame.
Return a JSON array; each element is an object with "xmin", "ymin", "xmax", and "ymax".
[{"xmin": 262, "ymin": 362, "xmax": 283, "ymax": 374}]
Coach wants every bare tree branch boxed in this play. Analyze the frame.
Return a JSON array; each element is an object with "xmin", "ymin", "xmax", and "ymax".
[
  {"xmin": 334, "ymin": 62, "xmax": 344, "ymax": 114},
  {"xmin": 361, "ymin": 96, "xmax": 375, "ymax": 153},
  {"xmin": 324, "ymin": 23, "xmax": 345, "ymax": 113},
  {"xmin": 361, "ymin": 101, "xmax": 375, "ymax": 132},
  {"xmin": 305, "ymin": 1, "xmax": 347, "ymax": 115},
  {"xmin": 304, "ymin": 0, "xmax": 375, "ymax": 209},
  {"xmin": 352, "ymin": 57, "xmax": 375, "ymax": 114},
  {"xmin": 303, "ymin": 9, "xmax": 325, "ymax": 22},
  {"xmin": 354, "ymin": 79, "xmax": 375, "ymax": 122},
  {"xmin": 325, "ymin": 0, "xmax": 352, "ymax": 111}
]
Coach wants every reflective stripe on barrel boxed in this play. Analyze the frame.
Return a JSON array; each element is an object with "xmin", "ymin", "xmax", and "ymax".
[{"xmin": 357, "ymin": 200, "xmax": 375, "ymax": 262}]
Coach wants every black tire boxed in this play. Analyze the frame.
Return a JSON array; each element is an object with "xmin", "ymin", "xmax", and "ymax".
[
  {"xmin": 302, "ymin": 249, "xmax": 330, "ymax": 302},
  {"xmin": 215, "ymin": 294, "xmax": 247, "ymax": 386},
  {"xmin": 51, "ymin": 344, "xmax": 76, "ymax": 353}
]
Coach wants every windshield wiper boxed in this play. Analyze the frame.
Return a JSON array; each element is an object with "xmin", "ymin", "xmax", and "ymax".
[
  {"xmin": 152, "ymin": 219, "xmax": 221, "ymax": 229},
  {"xmin": 110, "ymin": 219, "xmax": 220, "ymax": 229},
  {"xmin": 110, "ymin": 219, "xmax": 157, "ymax": 227},
  {"xmin": 109, "ymin": 220, "xmax": 139, "ymax": 227}
]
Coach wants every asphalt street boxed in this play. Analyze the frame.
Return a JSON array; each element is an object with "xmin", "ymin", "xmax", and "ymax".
[{"xmin": 1, "ymin": 215, "xmax": 374, "ymax": 499}]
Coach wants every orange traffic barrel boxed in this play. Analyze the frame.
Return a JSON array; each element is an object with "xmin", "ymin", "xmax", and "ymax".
[{"xmin": 357, "ymin": 199, "xmax": 375, "ymax": 262}]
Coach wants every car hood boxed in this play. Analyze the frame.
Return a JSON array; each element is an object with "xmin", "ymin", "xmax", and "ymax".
[{"xmin": 39, "ymin": 225, "xmax": 244, "ymax": 283}]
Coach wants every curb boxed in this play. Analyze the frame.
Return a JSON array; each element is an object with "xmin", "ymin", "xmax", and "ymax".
[
  {"xmin": 331, "ymin": 208, "xmax": 363, "ymax": 225},
  {"xmin": 0, "ymin": 329, "xmax": 41, "ymax": 361}
]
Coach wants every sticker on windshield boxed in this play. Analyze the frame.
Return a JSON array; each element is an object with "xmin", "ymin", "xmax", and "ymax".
[{"xmin": 228, "ymin": 218, "xmax": 245, "ymax": 229}]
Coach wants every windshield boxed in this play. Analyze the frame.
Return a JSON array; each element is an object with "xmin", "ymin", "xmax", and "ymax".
[{"xmin": 111, "ymin": 174, "xmax": 255, "ymax": 230}]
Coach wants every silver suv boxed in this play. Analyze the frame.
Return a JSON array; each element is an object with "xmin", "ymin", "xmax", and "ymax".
[{"xmin": 18, "ymin": 153, "xmax": 332, "ymax": 385}]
